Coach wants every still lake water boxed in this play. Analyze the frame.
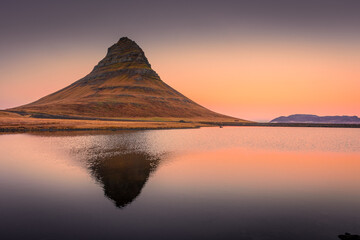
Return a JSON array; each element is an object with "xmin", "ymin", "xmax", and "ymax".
[{"xmin": 0, "ymin": 127, "xmax": 359, "ymax": 240}]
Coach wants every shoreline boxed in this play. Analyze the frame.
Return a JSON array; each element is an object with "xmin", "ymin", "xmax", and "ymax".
[
  {"xmin": 0, "ymin": 125, "xmax": 202, "ymax": 133},
  {"xmin": 1, "ymin": 121, "xmax": 360, "ymax": 134},
  {"xmin": 1, "ymin": 110, "xmax": 359, "ymax": 134},
  {"xmin": 0, "ymin": 119, "xmax": 208, "ymax": 133},
  {"xmin": 202, "ymin": 122, "xmax": 360, "ymax": 129}
]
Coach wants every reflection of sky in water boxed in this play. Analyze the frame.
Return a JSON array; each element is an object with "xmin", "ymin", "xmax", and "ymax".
[
  {"xmin": 0, "ymin": 127, "xmax": 360, "ymax": 240},
  {"xmin": 32, "ymin": 127, "xmax": 360, "ymax": 158}
]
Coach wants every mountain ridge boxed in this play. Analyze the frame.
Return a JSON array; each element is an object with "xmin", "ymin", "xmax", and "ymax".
[
  {"xmin": 270, "ymin": 114, "xmax": 360, "ymax": 124},
  {"xmin": 8, "ymin": 37, "xmax": 246, "ymax": 123}
]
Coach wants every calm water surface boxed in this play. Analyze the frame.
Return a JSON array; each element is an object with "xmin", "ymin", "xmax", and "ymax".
[{"xmin": 0, "ymin": 127, "xmax": 359, "ymax": 240}]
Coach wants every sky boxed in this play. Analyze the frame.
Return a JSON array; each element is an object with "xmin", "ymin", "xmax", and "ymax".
[{"xmin": 0, "ymin": 0, "xmax": 359, "ymax": 122}]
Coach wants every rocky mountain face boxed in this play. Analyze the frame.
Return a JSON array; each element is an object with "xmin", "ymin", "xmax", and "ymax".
[
  {"xmin": 9, "ymin": 37, "xmax": 244, "ymax": 122},
  {"xmin": 270, "ymin": 114, "xmax": 360, "ymax": 124}
]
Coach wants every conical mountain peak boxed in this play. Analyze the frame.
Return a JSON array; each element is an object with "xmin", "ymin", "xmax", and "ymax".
[
  {"xmin": 117, "ymin": 36, "xmax": 135, "ymax": 44},
  {"xmin": 9, "ymin": 37, "xmax": 243, "ymax": 122},
  {"xmin": 109, "ymin": 36, "xmax": 142, "ymax": 54},
  {"xmin": 94, "ymin": 36, "xmax": 151, "ymax": 72}
]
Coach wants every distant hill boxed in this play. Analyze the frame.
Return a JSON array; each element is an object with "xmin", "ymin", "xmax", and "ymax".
[
  {"xmin": 270, "ymin": 114, "xmax": 360, "ymax": 124},
  {"xmin": 8, "ymin": 37, "xmax": 247, "ymax": 123}
]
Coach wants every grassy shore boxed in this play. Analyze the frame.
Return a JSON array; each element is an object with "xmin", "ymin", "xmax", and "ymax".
[
  {"xmin": 0, "ymin": 111, "xmax": 214, "ymax": 132},
  {"xmin": 1, "ymin": 111, "xmax": 359, "ymax": 133},
  {"xmin": 0, "ymin": 117, "xmax": 211, "ymax": 132}
]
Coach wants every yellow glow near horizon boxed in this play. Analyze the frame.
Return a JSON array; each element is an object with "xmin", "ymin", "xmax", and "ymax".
[
  {"xmin": 149, "ymin": 39, "xmax": 360, "ymax": 121},
  {"xmin": 1, "ymin": 38, "xmax": 359, "ymax": 121}
]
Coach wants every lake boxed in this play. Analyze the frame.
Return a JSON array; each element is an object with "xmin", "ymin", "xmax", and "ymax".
[{"xmin": 0, "ymin": 127, "xmax": 359, "ymax": 240}]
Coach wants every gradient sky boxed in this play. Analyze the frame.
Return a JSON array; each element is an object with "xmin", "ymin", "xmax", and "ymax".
[{"xmin": 1, "ymin": 0, "xmax": 359, "ymax": 121}]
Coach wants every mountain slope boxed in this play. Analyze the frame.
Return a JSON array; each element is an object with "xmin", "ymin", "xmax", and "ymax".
[
  {"xmin": 270, "ymin": 114, "xmax": 360, "ymax": 124},
  {"xmin": 9, "ymin": 37, "xmax": 246, "ymax": 122}
]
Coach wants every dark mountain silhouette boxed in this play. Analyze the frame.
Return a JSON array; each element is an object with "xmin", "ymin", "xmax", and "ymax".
[
  {"xmin": 270, "ymin": 114, "xmax": 360, "ymax": 124},
  {"xmin": 8, "ymin": 37, "xmax": 247, "ymax": 122},
  {"xmin": 88, "ymin": 151, "xmax": 160, "ymax": 208}
]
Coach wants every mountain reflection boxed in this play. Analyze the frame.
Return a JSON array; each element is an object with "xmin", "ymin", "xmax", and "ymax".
[
  {"xmin": 28, "ymin": 130, "xmax": 163, "ymax": 208},
  {"xmin": 88, "ymin": 151, "xmax": 160, "ymax": 208}
]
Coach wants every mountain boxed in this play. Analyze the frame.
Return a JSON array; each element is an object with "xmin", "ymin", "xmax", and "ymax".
[
  {"xmin": 8, "ymin": 37, "xmax": 245, "ymax": 122},
  {"xmin": 89, "ymin": 151, "xmax": 160, "ymax": 208},
  {"xmin": 270, "ymin": 114, "xmax": 360, "ymax": 124}
]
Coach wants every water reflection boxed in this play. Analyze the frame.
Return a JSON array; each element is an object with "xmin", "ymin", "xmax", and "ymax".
[
  {"xmin": 88, "ymin": 151, "xmax": 160, "ymax": 208},
  {"xmin": 1, "ymin": 128, "xmax": 360, "ymax": 240},
  {"xmin": 27, "ymin": 130, "xmax": 164, "ymax": 209}
]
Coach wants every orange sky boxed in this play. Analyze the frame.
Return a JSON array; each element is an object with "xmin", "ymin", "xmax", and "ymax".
[
  {"xmin": 1, "ymin": 37, "xmax": 358, "ymax": 122},
  {"xmin": 149, "ymin": 38, "xmax": 360, "ymax": 121},
  {"xmin": 1, "ymin": 1, "xmax": 360, "ymax": 122}
]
